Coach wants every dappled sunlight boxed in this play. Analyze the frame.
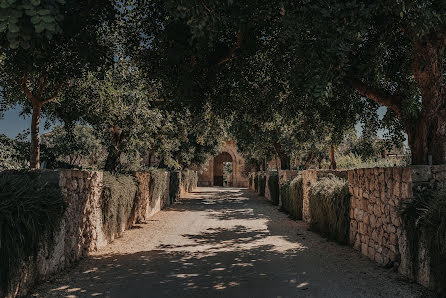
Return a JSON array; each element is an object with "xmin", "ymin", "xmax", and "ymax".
[{"xmin": 32, "ymin": 187, "xmax": 428, "ymax": 297}]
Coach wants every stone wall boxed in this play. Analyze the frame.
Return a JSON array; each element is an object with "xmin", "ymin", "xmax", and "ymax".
[
  {"xmin": 250, "ymin": 166, "xmax": 446, "ymax": 291},
  {"xmin": 348, "ymin": 168, "xmax": 411, "ymax": 267},
  {"xmin": 4, "ymin": 169, "xmax": 196, "ymax": 298},
  {"xmin": 347, "ymin": 166, "xmax": 446, "ymax": 290}
]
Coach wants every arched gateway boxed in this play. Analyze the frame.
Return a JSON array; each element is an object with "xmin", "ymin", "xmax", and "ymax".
[{"xmin": 198, "ymin": 140, "xmax": 249, "ymax": 187}]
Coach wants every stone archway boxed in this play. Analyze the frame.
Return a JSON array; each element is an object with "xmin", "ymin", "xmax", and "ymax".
[
  {"xmin": 198, "ymin": 140, "xmax": 249, "ymax": 187},
  {"xmin": 213, "ymin": 152, "xmax": 233, "ymax": 186}
]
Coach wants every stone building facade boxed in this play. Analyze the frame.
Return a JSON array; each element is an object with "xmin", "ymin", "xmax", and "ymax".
[{"xmin": 198, "ymin": 140, "xmax": 249, "ymax": 187}]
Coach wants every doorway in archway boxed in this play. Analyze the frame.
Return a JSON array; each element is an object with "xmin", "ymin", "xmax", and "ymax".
[{"xmin": 213, "ymin": 152, "xmax": 233, "ymax": 187}]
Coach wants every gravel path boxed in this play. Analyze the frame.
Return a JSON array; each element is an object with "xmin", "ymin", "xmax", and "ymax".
[{"xmin": 31, "ymin": 187, "xmax": 430, "ymax": 298}]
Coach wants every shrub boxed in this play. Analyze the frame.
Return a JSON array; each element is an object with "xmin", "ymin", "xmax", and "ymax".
[
  {"xmin": 254, "ymin": 173, "xmax": 259, "ymax": 191},
  {"xmin": 281, "ymin": 175, "xmax": 303, "ymax": 219},
  {"xmin": 267, "ymin": 172, "xmax": 280, "ymax": 205},
  {"xmin": 249, "ymin": 173, "xmax": 254, "ymax": 189},
  {"xmin": 181, "ymin": 170, "xmax": 198, "ymax": 192},
  {"xmin": 101, "ymin": 172, "xmax": 138, "ymax": 241},
  {"xmin": 259, "ymin": 172, "xmax": 266, "ymax": 196},
  {"xmin": 309, "ymin": 175, "xmax": 350, "ymax": 244},
  {"xmin": 401, "ymin": 189, "xmax": 446, "ymax": 294},
  {"xmin": 169, "ymin": 171, "xmax": 181, "ymax": 203},
  {"xmin": 0, "ymin": 170, "xmax": 67, "ymax": 294},
  {"xmin": 336, "ymin": 153, "xmax": 408, "ymax": 169},
  {"xmin": 149, "ymin": 169, "xmax": 169, "ymax": 203}
]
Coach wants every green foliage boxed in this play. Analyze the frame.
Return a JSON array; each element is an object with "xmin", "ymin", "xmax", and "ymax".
[
  {"xmin": 169, "ymin": 171, "xmax": 180, "ymax": 203},
  {"xmin": 0, "ymin": 134, "xmax": 29, "ymax": 169},
  {"xmin": 149, "ymin": 169, "xmax": 168, "ymax": 205},
  {"xmin": 100, "ymin": 172, "xmax": 137, "ymax": 241},
  {"xmin": 280, "ymin": 175, "xmax": 303, "ymax": 220},
  {"xmin": 309, "ymin": 175, "xmax": 350, "ymax": 244},
  {"xmin": 181, "ymin": 170, "xmax": 198, "ymax": 192},
  {"xmin": 335, "ymin": 153, "xmax": 408, "ymax": 170},
  {"xmin": 0, "ymin": 170, "xmax": 67, "ymax": 293},
  {"xmin": 41, "ymin": 125, "xmax": 105, "ymax": 169},
  {"xmin": 401, "ymin": 189, "xmax": 446, "ymax": 293},
  {"xmin": 267, "ymin": 172, "xmax": 279, "ymax": 205},
  {"xmin": 254, "ymin": 172, "xmax": 259, "ymax": 192},
  {"xmin": 258, "ymin": 172, "xmax": 266, "ymax": 196}
]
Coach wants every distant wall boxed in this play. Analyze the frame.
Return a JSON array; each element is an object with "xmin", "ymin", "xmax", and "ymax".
[{"xmin": 2, "ymin": 169, "xmax": 197, "ymax": 298}]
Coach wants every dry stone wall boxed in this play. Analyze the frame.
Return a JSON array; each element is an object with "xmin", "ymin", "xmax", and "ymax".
[
  {"xmin": 348, "ymin": 168, "xmax": 412, "ymax": 267},
  {"xmin": 5, "ymin": 169, "xmax": 197, "ymax": 298},
  {"xmin": 251, "ymin": 166, "xmax": 446, "ymax": 291}
]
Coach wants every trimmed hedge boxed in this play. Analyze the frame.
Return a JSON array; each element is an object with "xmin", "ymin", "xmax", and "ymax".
[
  {"xmin": 280, "ymin": 175, "xmax": 303, "ymax": 219},
  {"xmin": 182, "ymin": 170, "xmax": 198, "ymax": 192},
  {"xmin": 309, "ymin": 175, "xmax": 350, "ymax": 244},
  {"xmin": 169, "ymin": 171, "xmax": 181, "ymax": 203},
  {"xmin": 249, "ymin": 173, "xmax": 254, "ymax": 189},
  {"xmin": 101, "ymin": 172, "xmax": 138, "ymax": 241},
  {"xmin": 259, "ymin": 172, "xmax": 266, "ymax": 196},
  {"xmin": 267, "ymin": 172, "xmax": 280, "ymax": 205},
  {"xmin": 0, "ymin": 170, "xmax": 67, "ymax": 294}
]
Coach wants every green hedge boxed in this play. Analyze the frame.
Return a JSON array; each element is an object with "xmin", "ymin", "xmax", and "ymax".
[
  {"xmin": 169, "ymin": 171, "xmax": 181, "ymax": 203},
  {"xmin": 101, "ymin": 172, "xmax": 138, "ymax": 241},
  {"xmin": 309, "ymin": 175, "xmax": 350, "ymax": 244},
  {"xmin": 280, "ymin": 175, "xmax": 303, "ymax": 219},
  {"xmin": 267, "ymin": 172, "xmax": 280, "ymax": 205},
  {"xmin": 259, "ymin": 172, "xmax": 266, "ymax": 196},
  {"xmin": 254, "ymin": 173, "xmax": 259, "ymax": 191},
  {"xmin": 0, "ymin": 170, "xmax": 67, "ymax": 294},
  {"xmin": 402, "ymin": 189, "xmax": 446, "ymax": 294},
  {"xmin": 182, "ymin": 170, "xmax": 198, "ymax": 192},
  {"xmin": 249, "ymin": 173, "xmax": 254, "ymax": 189}
]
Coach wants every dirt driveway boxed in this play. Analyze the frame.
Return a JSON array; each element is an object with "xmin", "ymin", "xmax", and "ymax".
[{"xmin": 31, "ymin": 187, "xmax": 430, "ymax": 297}]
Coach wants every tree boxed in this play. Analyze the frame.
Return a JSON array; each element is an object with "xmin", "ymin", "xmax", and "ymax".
[
  {"xmin": 280, "ymin": 1, "xmax": 446, "ymax": 164},
  {"xmin": 0, "ymin": 0, "xmax": 115, "ymax": 168},
  {"xmin": 72, "ymin": 60, "xmax": 163, "ymax": 172}
]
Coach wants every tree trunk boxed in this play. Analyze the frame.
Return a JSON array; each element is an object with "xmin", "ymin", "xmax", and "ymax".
[
  {"xmin": 104, "ymin": 125, "xmax": 124, "ymax": 172},
  {"xmin": 329, "ymin": 145, "xmax": 337, "ymax": 169},
  {"xmin": 30, "ymin": 103, "xmax": 42, "ymax": 169},
  {"xmin": 303, "ymin": 150, "xmax": 315, "ymax": 169},
  {"xmin": 349, "ymin": 32, "xmax": 446, "ymax": 165},
  {"xmin": 406, "ymin": 110, "xmax": 446, "ymax": 165},
  {"xmin": 409, "ymin": 34, "xmax": 446, "ymax": 164},
  {"xmin": 273, "ymin": 141, "xmax": 290, "ymax": 170}
]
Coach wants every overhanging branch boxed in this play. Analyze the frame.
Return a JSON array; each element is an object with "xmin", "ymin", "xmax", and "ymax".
[{"xmin": 346, "ymin": 77, "xmax": 402, "ymax": 115}]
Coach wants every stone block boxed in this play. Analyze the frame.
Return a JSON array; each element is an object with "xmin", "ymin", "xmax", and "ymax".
[
  {"xmin": 393, "ymin": 181, "xmax": 401, "ymax": 198},
  {"xmin": 361, "ymin": 199, "xmax": 368, "ymax": 210},
  {"xmin": 368, "ymin": 246, "xmax": 376, "ymax": 259},
  {"xmin": 411, "ymin": 165, "xmax": 432, "ymax": 182},
  {"xmin": 400, "ymin": 182, "xmax": 412, "ymax": 199},
  {"xmin": 361, "ymin": 243, "xmax": 368, "ymax": 256},
  {"xmin": 369, "ymin": 214, "xmax": 376, "ymax": 227},
  {"xmin": 393, "ymin": 167, "xmax": 402, "ymax": 182},
  {"xmin": 375, "ymin": 253, "xmax": 384, "ymax": 264}
]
